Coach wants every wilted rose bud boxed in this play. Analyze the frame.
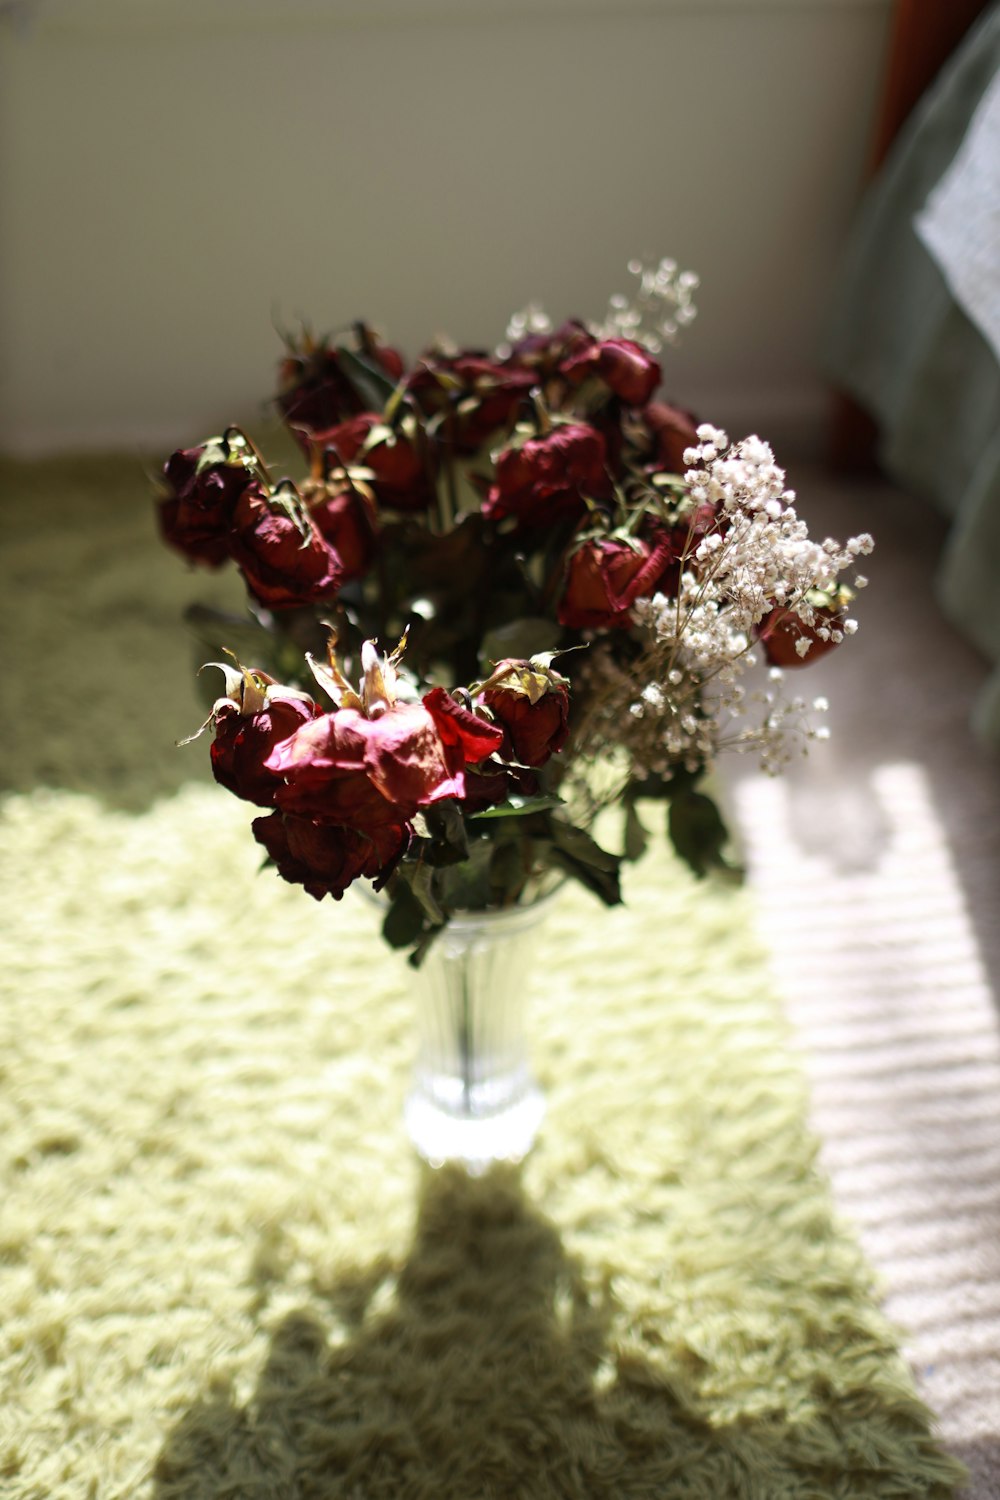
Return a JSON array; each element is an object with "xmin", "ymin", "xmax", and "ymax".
[
  {"xmin": 406, "ymin": 352, "xmax": 536, "ymax": 453},
  {"xmin": 157, "ymin": 440, "xmax": 261, "ymax": 567},
  {"xmin": 479, "ymin": 659, "xmax": 570, "ymax": 767},
  {"xmin": 306, "ymin": 412, "xmax": 375, "ymax": 470},
  {"xmin": 362, "ymin": 421, "xmax": 435, "ymax": 512},
  {"xmin": 638, "ymin": 401, "xmax": 701, "ymax": 473},
  {"xmin": 558, "ymin": 534, "xmax": 674, "ymax": 630},
  {"xmin": 209, "ymin": 671, "xmax": 321, "ymax": 808},
  {"xmin": 506, "ymin": 320, "xmax": 593, "ymax": 379},
  {"xmin": 252, "ymin": 811, "xmax": 408, "ymax": 901},
  {"xmin": 561, "ymin": 337, "xmax": 661, "ymax": 406},
  {"xmin": 757, "ymin": 600, "xmax": 848, "ymax": 668},
  {"xmin": 228, "ymin": 484, "xmax": 343, "ymax": 611},
  {"xmin": 309, "ymin": 413, "xmax": 434, "ymax": 513},
  {"xmin": 306, "ymin": 482, "xmax": 377, "ymax": 582},
  {"xmin": 457, "ymin": 762, "xmax": 541, "ymax": 814},
  {"xmin": 483, "ymin": 422, "xmax": 610, "ymax": 525},
  {"xmin": 278, "ymin": 329, "xmax": 405, "ymax": 445}
]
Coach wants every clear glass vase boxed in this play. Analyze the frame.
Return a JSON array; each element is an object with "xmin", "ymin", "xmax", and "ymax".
[{"xmin": 405, "ymin": 899, "xmax": 552, "ymax": 1172}]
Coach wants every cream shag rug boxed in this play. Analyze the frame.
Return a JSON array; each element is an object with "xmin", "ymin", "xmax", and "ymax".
[{"xmin": 0, "ymin": 457, "xmax": 967, "ymax": 1499}]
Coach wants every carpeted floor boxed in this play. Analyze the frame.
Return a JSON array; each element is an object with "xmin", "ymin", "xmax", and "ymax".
[{"xmin": 0, "ymin": 455, "xmax": 969, "ymax": 1498}]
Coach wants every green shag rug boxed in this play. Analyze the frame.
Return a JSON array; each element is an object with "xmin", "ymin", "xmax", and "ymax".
[{"xmin": 0, "ymin": 456, "xmax": 967, "ymax": 1499}]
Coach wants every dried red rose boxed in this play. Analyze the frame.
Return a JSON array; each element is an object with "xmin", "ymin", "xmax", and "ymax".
[
  {"xmin": 307, "ymin": 483, "xmax": 377, "ymax": 582},
  {"xmin": 406, "ymin": 352, "xmax": 535, "ymax": 452},
  {"xmin": 252, "ymin": 811, "xmax": 408, "ymax": 901},
  {"xmin": 558, "ymin": 535, "xmax": 674, "ymax": 630},
  {"xmin": 227, "ymin": 486, "xmax": 343, "ymax": 612},
  {"xmin": 479, "ymin": 660, "xmax": 570, "ymax": 767},
  {"xmin": 421, "ymin": 687, "xmax": 505, "ymax": 764},
  {"xmin": 561, "ymin": 337, "xmax": 661, "ymax": 406},
  {"xmin": 211, "ymin": 690, "xmax": 320, "ymax": 808},
  {"xmin": 278, "ymin": 332, "xmax": 405, "ymax": 443},
  {"xmin": 457, "ymin": 763, "xmax": 540, "ymax": 814},
  {"xmin": 639, "ymin": 401, "xmax": 701, "ymax": 473},
  {"xmin": 309, "ymin": 413, "xmax": 435, "ymax": 513},
  {"xmin": 506, "ymin": 320, "xmax": 593, "ymax": 380},
  {"xmin": 483, "ymin": 422, "xmax": 610, "ymax": 525},
  {"xmin": 756, "ymin": 605, "xmax": 844, "ymax": 668},
  {"xmin": 362, "ymin": 424, "xmax": 435, "ymax": 512},
  {"xmin": 267, "ymin": 692, "xmax": 500, "ymax": 829},
  {"xmin": 307, "ymin": 412, "xmax": 375, "ymax": 470},
  {"xmin": 157, "ymin": 443, "xmax": 260, "ymax": 568}
]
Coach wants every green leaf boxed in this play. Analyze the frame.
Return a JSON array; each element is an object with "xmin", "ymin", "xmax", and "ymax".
[
  {"xmin": 437, "ymin": 837, "xmax": 495, "ymax": 911},
  {"xmin": 410, "ymin": 863, "xmax": 444, "ymax": 926},
  {"xmin": 382, "ymin": 882, "xmax": 428, "ymax": 950},
  {"xmin": 548, "ymin": 820, "xmax": 622, "ymax": 906},
  {"xmin": 488, "ymin": 840, "xmax": 528, "ymax": 904},
  {"xmin": 623, "ymin": 799, "xmax": 649, "ymax": 862},
  {"xmin": 335, "ymin": 345, "xmax": 399, "ymax": 412},
  {"xmin": 471, "ymin": 793, "xmax": 564, "ymax": 821},
  {"xmin": 407, "ymin": 927, "xmax": 441, "ymax": 970},
  {"xmin": 667, "ymin": 788, "xmax": 738, "ymax": 880},
  {"xmin": 421, "ymin": 802, "xmax": 470, "ymax": 865}
]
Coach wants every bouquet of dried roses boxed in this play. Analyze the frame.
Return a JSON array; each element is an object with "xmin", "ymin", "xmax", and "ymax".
[{"xmin": 156, "ymin": 261, "xmax": 872, "ymax": 962}]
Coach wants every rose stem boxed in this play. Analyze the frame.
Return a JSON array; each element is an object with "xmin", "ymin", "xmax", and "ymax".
[{"xmin": 459, "ymin": 969, "xmax": 473, "ymax": 1116}]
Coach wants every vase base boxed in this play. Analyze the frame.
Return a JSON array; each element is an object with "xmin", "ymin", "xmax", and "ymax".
[{"xmin": 404, "ymin": 1086, "xmax": 545, "ymax": 1174}]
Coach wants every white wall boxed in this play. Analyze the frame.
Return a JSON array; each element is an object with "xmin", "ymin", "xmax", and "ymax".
[{"xmin": 0, "ymin": 0, "xmax": 892, "ymax": 455}]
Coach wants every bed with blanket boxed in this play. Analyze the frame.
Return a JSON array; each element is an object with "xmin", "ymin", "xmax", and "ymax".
[{"xmin": 825, "ymin": 2, "xmax": 1000, "ymax": 748}]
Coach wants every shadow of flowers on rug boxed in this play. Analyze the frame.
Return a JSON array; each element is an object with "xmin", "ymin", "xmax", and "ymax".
[
  {"xmin": 153, "ymin": 1168, "xmax": 962, "ymax": 1500},
  {"xmin": 1, "ymin": 453, "xmax": 246, "ymax": 811}
]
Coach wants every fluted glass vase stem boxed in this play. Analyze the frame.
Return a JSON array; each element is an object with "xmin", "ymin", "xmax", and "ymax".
[{"xmin": 405, "ymin": 899, "xmax": 551, "ymax": 1171}]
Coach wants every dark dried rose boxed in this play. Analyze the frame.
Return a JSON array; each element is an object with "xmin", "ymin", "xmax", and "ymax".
[
  {"xmin": 506, "ymin": 320, "xmax": 593, "ymax": 380},
  {"xmin": 639, "ymin": 401, "xmax": 701, "ymax": 473},
  {"xmin": 307, "ymin": 413, "xmax": 375, "ymax": 471},
  {"xmin": 278, "ymin": 351, "xmax": 364, "ymax": 439},
  {"xmin": 278, "ymin": 332, "xmax": 405, "ymax": 443},
  {"xmin": 457, "ymin": 762, "xmax": 541, "ymax": 814},
  {"xmin": 757, "ymin": 605, "xmax": 844, "ymax": 668},
  {"xmin": 157, "ymin": 443, "xmax": 260, "ymax": 567},
  {"xmin": 306, "ymin": 482, "xmax": 377, "ymax": 582},
  {"xmin": 558, "ymin": 534, "xmax": 675, "ymax": 630},
  {"xmin": 228, "ymin": 487, "xmax": 343, "ymax": 611},
  {"xmin": 406, "ymin": 353, "xmax": 535, "ymax": 452},
  {"xmin": 271, "ymin": 747, "xmax": 409, "ymax": 830},
  {"xmin": 309, "ymin": 413, "xmax": 434, "ymax": 513},
  {"xmin": 479, "ymin": 660, "xmax": 570, "ymax": 767},
  {"xmin": 561, "ymin": 337, "xmax": 661, "ymax": 406},
  {"xmin": 363, "ymin": 424, "xmax": 435, "ymax": 512},
  {"xmin": 211, "ymin": 691, "xmax": 321, "ymax": 808},
  {"xmin": 252, "ymin": 811, "xmax": 408, "ymax": 901},
  {"xmin": 483, "ymin": 422, "xmax": 610, "ymax": 526}
]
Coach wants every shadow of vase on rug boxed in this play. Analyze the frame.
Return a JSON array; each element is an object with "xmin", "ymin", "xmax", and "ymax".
[{"xmin": 151, "ymin": 1167, "xmax": 964, "ymax": 1500}]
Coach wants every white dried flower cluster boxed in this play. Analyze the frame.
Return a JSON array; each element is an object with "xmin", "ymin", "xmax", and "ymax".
[
  {"xmin": 502, "ymin": 259, "xmax": 698, "ymax": 359},
  {"xmin": 501, "ymin": 301, "xmax": 553, "ymax": 349},
  {"xmin": 594, "ymin": 257, "xmax": 699, "ymax": 352},
  {"xmin": 585, "ymin": 431, "xmax": 873, "ymax": 780},
  {"xmin": 673, "ymin": 427, "xmax": 872, "ymax": 639}
]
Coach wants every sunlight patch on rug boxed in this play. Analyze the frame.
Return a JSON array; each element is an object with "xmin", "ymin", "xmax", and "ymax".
[{"xmin": 0, "ymin": 783, "xmax": 966, "ymax": 1500}]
